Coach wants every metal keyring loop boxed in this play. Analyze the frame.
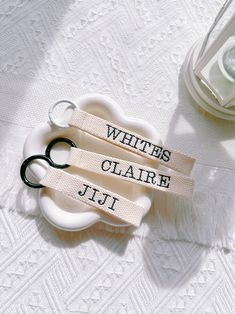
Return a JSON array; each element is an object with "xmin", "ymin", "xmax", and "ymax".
[
  {"xmin": 20, "ymin": 155, "xmax": 54, "ymax": 189},
  {"xmin": 45, "ymin": 137, "xmax": 77, "ymax": 169},
  {"xmin": 48, "ymin": 100, "xmax": 77, "ymax": 129}
]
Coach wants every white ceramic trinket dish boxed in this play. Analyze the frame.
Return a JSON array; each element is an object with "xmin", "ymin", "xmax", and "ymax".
[{"xmin": 23, "ymin": 94, "xmax": 161, "ymax": 231}]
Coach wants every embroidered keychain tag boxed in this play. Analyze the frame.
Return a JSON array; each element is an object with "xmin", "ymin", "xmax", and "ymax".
[
  {"xmin": 68, "ymin": 109, "xmax": 195, "ymax": 175},
  {"xmin": 67, "ymin": 147, "xmax": 194, "ymax": 198},
  {"xmin": 40, "ymin": 167, "xmax": 144, "ymax": 226},
  {"xmin": 20, "ymin": 96, "xmax": 197, "ymax": 231}
]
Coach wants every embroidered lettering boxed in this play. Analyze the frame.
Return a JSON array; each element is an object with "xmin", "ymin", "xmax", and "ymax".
[
  {"xmin": 122, "ymin": 165, "xmax": 135, "ymax": 179},
  {"xmin": 98, "ymin": 193, "xmax": 110, "ymax": 206},
  {"xmin": 99, "ymin": 159, "xmax": 171, "ymax": 189},
  {"xmin": 101, "ymin": 160, "xmax": 112, "ymax": 172},
  {"xmin": 150, "ymin": 145, "xmax": 162, "ymax": 159},
  {"xmin": 106, "ymin": 124, "xmax": 171, "ymax": 163},
  {"xmin": 144, "ymin": 171, "xmax": 157, "ymax": 185},
  {"xmin": 157, "ymin": 174, "xmax": 171, "ymax": 188},
  {"xmin": 108, "ymin": 197, "xmax": 119, "ymax": 211},
  {"xmin": 78, "ymin": 184, "xmax": 119, "ymax": 211},
  {"xmin": 161, "ymin": 149, "xmax": 171, "ymax": 162},
  {"xmin": 139, "ymin": 140, "xmax": 152, "ymax": 153},
  {"xmin": 119, "ymin": 132, "xmax": 135, "ymax": 146},
  {"xmin": 88, "ymin": 187, "xmax": 99, "ymax": 202},
  {"xmin": 78, "ymin": 184, "xmax": 90, "ymax": 196},
  {"xmin": 110, "ymin": 161, "xmax": 122, "ymax": 176},
  {"xmin": 106, "ymin": 124, "xmax": 122, "ymax": 140}
]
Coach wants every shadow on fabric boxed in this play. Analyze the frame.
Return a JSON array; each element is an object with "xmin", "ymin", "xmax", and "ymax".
[{"xmin": 142, "ymin": 67, "xmax": 235, "ymax": 289}]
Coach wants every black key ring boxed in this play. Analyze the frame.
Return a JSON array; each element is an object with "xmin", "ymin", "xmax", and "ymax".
[
  {"xmin": 45, "ymin": 137, "xmax": 77, "ymax": 169},
  {"xmin": 20, "ymin": 154, "xmax": 54, "ymax": 189},
  {"xmin": 20, "ymin": 137, "xmax": 77, "ymax": 188}
]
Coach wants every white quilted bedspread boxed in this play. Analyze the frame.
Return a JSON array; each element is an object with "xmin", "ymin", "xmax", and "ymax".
[{"xmin": 0, "ymin": 0, "xmax": 235, "ymax": 313}]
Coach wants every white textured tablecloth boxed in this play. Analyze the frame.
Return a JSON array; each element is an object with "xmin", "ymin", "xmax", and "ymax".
[{"xmin": 0, "ymin": 0, "xmax": 235, "ymax": 312}]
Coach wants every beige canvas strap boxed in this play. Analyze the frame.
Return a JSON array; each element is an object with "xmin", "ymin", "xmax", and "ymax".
[
  {"xmin": 67, "ymin": 148, "xmax": 194, "ymax": 198},
  {"xmin": 40, "ymin": 167, "xmax": 144, "ymax": 227},
  {"xmin": 69, "ymin": 109, "xmax": 195, "ymax": 175}
]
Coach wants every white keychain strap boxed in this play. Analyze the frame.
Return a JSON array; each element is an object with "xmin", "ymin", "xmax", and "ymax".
[
  {"xmin": 69, "ymin": 109, "xmax": 195, "ymax": 175},
  {"xmin": 40, "ymin": 167, "xmax": 144, "ymax": 227},
  {"xmin": 67, "ymin": 147, "xmax": 194, "ymax": 198}
]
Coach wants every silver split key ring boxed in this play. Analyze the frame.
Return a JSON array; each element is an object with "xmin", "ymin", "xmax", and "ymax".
[{"xmin": 48, "ymin": 100, "xmax": 77, "ymax": 129}]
